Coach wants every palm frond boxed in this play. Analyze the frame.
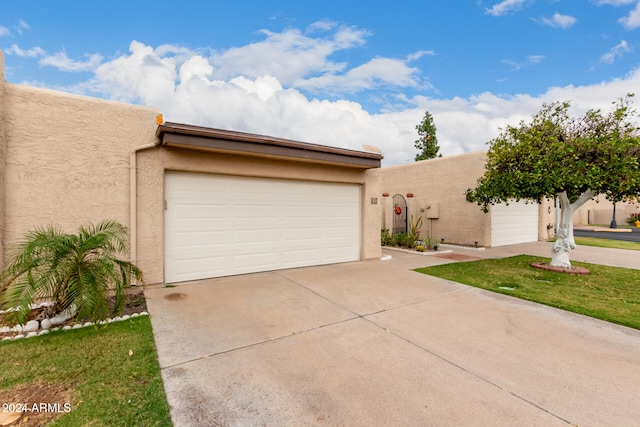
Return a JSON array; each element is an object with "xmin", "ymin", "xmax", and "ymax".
[{"xmin": 0, "ymin": 220, "xmax": 142, "ymax": 325}]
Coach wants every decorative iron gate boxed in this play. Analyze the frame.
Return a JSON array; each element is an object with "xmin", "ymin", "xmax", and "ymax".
[{"xmin": 392, "ymin": 194, "xmax": 407, "ymax": 234}]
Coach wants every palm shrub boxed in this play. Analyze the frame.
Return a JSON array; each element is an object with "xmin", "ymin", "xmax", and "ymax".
[{"xmin": 0, "ymin": 220, "xmax": 142, "ymax": 325}]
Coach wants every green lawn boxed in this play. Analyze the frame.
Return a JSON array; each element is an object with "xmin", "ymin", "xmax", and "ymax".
[
  {"xmin": 573, "ymin": 236, "xmax": 640, "ymax": 251},
  {"xmin": 415, "ymin": 255, "xmax": 640, "ymax": 330},
  {"xmin": 0, "ymin": 316, "xmax": 172, "ymax": 426}
]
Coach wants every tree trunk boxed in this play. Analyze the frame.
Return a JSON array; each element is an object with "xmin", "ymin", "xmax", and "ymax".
[{"xmin": 550, "ymin": 190, "xmax": 593, "ymax": 268}]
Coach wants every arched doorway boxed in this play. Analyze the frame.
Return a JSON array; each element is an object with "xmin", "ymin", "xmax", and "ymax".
[{"xmin": 392, "ymin": 194, "xmax": 407, "ymax": 234}]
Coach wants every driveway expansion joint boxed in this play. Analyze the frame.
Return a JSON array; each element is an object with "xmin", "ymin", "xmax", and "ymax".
[
  {"xmin": 159, "ymin": 314, "xmax": 360, "ymax": 371},
  {"xmin": 277, "ymin": 273, "xmax": 573, "ymax": 424}
]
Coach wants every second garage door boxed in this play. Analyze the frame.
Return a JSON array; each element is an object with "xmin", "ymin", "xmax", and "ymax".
[
  {"xmin": 490, "ymin": 200, "xmax": 539, "ymax": 247},
  {"xmin": 165, "ymin": 173, "xmax": 361, "ymax": 283}
]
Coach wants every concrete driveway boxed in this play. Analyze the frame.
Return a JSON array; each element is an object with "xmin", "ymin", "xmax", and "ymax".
[{"xmin": 145, "ymin": 246, "xmax": 640, "ymax": 426}]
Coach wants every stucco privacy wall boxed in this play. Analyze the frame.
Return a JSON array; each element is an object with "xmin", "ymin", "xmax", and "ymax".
[
  {"xmin": 0, "ymin": 51, "xmax": 7, "ymax": 270},
  {"xmin": 573, "ymin": 198, "xmax": 639, "ymax": 225},
  {"xmin": 0, "ymin": 60, "xmax": 159, "ymax": 273},
  {"xmin": 381, "ymin": 152, "xmax": 492, "ymax": 247},
  {"xmin": 136, "ymin": 148, "xmax": 381, "ymax": 285}
]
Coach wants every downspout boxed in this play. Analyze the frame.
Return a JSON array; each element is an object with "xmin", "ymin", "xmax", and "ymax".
[{"xmin": 129, "ymin": 115, "xmax": 164, "ymax": 281}]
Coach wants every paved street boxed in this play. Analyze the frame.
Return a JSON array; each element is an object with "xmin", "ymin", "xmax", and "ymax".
[{"xmin": 574, "ymin": 228, "xmax": 640, "ymax": 242}]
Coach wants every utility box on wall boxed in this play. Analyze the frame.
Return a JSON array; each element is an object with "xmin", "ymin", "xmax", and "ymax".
[{"xmin": 426, "ymin": 204, "xmax": 439, "ymax": 219}]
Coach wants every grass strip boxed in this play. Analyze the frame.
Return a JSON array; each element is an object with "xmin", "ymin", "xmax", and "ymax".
[
  {"xmin": 0, "ymin": 316, "xmax": 172, "ymax": 426},
  {"xmin": 573, "ymin": 237, "xmax": 640, "ymax": 251},
  {"xmin": 415, "ymin": 255, "xmax": 640, "ymax": 330}
]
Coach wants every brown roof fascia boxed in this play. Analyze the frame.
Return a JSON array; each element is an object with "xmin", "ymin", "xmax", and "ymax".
[{"xmin": 156, "ymin": 122, "xmax": 383, "ymax": 169}]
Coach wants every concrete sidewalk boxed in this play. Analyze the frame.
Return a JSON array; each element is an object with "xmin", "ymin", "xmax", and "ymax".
[
  {"xmin": 473, "ymin": 240, "xmax": 639, "ymax": 270},
  {"xmin": 146, "ymin": 242, "xmax": 640, "ymax": 426}
]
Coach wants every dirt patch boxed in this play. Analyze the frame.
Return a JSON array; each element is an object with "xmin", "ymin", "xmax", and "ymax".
[
  {"xmin": 435, "ymin": 253, "xmax": 483, "ymax": 262},
  {"xmin": 0, "ymin": 382, "xmax": 73, "ymax": 426},
  {"xmin": 531, "ymin": 262, "xmax": 590, "ymax": 275}
]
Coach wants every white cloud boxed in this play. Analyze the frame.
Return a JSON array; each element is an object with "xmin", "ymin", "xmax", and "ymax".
[
  {"xmin": 40, "ymin": 51, "xmax": 103, "ymax": 72},
  {"xmin": 208, "ymin": 24, "xmax": 369, "ymax": 87},
  {"xmin": 501, "ymin": 54, "xmax": 545, "ymax": 70},
  {"xmin": 0, "ymin": 26, "xmax": 10, "ymax": 37},
  {"xmin": 485, "ymin": 0, "xmax": 528, "ymax": 16},
  {"xmin": 6, "ymin": 43, "xmax": 102, "ymax": 72},
  {"xmin": 600, "ymin": 40, "xmax": 632, "ymax": 63},
  {"xmin": 295, "ymin": 55, "xmax": 427, "ymax": 94},
  {"xmin": 619, "ymin": 1, "xmax": 640, "ymax": 28},
  {"xmin": 6, "ymin": 44, "xmax": 45, "ymax": 58},
  {"xmin": 17, "ymin": 19, "xmax": 29, "ymax": 34},
  {"xmin": 537, "ymin": 13, "xmax": 577, "ymax": 28},
  {"xmin": 72, "ymin": 38, "xmax": 640, "ymax": 166},
  {"xmin": 594, "ymin": 0, "xmax": 636, "ymax": 5}
]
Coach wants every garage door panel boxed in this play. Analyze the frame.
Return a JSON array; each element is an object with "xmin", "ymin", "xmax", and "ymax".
[
  {"xmin": 234, "ymin": 252, "xmax": 280, "ymax": 270},
  {"xmin": 235, "ymin": 204, "xmax": 278, "ymax": 219},
  {"xmin": 174, "ymin": 203, "xmax": 227, "ymax": 219},
  {"xmin": 284, "ymin": 205, "xmax": 321, "ymax": 218},
  {"xmin": 171, "ymin": 256, "xmax": 230, "ymax": 281},
  {"xmin": 282, "ymin": 248, "xmax": 322, "ymax": 266},
  {"xmin": 491, "ymin": 201, "xmax": 539, "ymax": 247},
  {"xmin": 173, "ymin": 230, "xmax": 228, "ymax": 247},
  {"xmin": 283, "ymin": 227, "xmax": 322, "ymax": 241},
  {"xmin": 165, "ymin": 173, "xmax": 360, "ymax": 283},
  {"xmin": 234, "ymin": 229, "xmax": 279, "ymax": 244}
]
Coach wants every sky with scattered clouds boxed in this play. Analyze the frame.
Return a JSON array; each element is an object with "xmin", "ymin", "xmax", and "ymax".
[{"xmin": 1, "ymin": 0, "xmax": 640, "ymax": 165}]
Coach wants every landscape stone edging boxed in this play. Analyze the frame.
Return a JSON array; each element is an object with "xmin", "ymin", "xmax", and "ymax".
[
  {"xmin": 382, "ymin": 246, "xmax": 454, "ymax": 256},
  {"xmin": 0, "ymin": 312, "xmax": 149, "ymax": 342}
]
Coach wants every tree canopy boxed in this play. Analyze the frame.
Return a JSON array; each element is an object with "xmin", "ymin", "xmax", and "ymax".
[
  {"xmin": 415, "ymin": 111, "xmax": 442, "ymax": 161},
  {"xmin": 466, "ymin": 95, "xmax": 640, "ymax": 268},
  {"xmin": 466, "ymin": 95, "xmax": 640, "ymax": 212}
]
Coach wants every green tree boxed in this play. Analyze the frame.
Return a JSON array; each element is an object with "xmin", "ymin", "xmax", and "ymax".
[
  {"xmin": 466, "ymin": 95, "xmax": 640, "ymax": 268},
  {"xmin": 0, "ymin": 220, "xmax": 142, "ymax": 325},
  {"xmin": 415, "ymin": 111, "xmax": 442, "ymax": 161}
]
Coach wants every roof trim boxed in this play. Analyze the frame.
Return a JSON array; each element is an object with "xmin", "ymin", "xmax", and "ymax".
[{"xmin": 156, "ymin": 122, "xmax": 382, "ymax": 169}]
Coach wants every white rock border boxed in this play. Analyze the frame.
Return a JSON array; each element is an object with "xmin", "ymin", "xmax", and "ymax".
[
  {"xmin": 382, "ymin": 246, "xmax": 454, "ymax": 256},
  {"xmin": 0, "ymin": 312, "xmax": 149, "ymax": 342}
]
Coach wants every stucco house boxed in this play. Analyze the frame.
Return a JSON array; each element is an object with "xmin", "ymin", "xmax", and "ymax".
[
  {"xmin": 381, "ymin": 153, "xmax": 557, "ymax": 248},
  {"xmin": 1, "ymin": 47, "xmax": 566, "ymax": 288},
  {"xmin": 0, "ymin": 51, "xmax": 382, "ymax": 286}
]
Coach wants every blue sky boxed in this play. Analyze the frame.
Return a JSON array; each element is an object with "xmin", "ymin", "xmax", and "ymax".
[{"xmin": 2, "ymin": 0, "xmax": 640, "ymax": 164}]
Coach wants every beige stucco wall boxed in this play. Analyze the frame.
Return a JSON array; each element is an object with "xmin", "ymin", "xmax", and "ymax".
[
  {"xmin": 381, "ymin": 151, "xmax": 492, "ymax": 247},
  {"xmin": 136, "ymin": 148, "xmax": 381, "ymax": 285},
  {"xmin": 3, "ymin": 81, "xmax": 159, "ymax": 267},
  {"xmin": 573, "ymin": 198, "xmax": 639, "ymax": 225},
  {"xmin": 0, "ymin": 51, "xmax": 6, "ymax": 270},
  {"xmin": 1, "ymin": 68, "xmax": 381, "ymax": 285}
]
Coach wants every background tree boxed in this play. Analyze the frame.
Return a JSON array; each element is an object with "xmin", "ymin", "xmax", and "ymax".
[
  {"xmin": 466, "ymin": 95, "xmax": 640, "ymax": 268},
  {"xmin": 415, "ymin": 111, "xmax": 442, "ymax": 161}
]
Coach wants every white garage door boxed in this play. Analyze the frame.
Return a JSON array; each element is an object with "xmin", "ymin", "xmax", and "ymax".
[
  {"xmin": 165, "ymin": 173, "xmax": 361, "ymax": 283},
  {"xmin": 490, "ymin": 200, "xmax": 539, "ymax": 247}
]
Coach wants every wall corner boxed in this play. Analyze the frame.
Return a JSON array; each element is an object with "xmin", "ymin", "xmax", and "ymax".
[{"xmin": 0, "ymin": 49, "xmax": 6, "ymax": 269}]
